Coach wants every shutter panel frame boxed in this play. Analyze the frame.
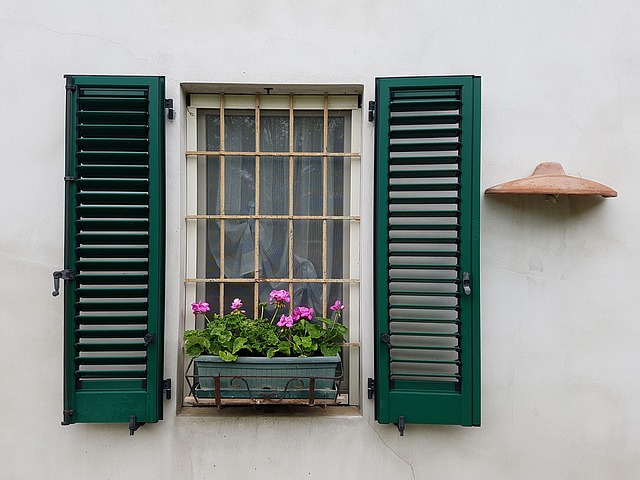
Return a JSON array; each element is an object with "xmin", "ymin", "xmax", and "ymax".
[
  {"xmin": 374, "ymin": 76, "xmax": 481, "ymax": 427},
  {"xmin": 62, "ymin": 75, "xmax": 166, "ymax": 425}
]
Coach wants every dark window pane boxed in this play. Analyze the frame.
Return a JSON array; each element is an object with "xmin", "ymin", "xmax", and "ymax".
[
  {"xmin": 260, "ymin": 113, "xmax": 289, "ymax": 152},
  {"xmin": 258, "ymin": 219, "xmax": 289, "ymax": 279},
  {"xmin": 294, "ymin": 113, "xmax": 323, "ymax": 153},
  {"xmin": 293, "ymin": 220, "xmax": 323, "ymax": 280},
  {"xmin": 328, "ymin": 115, "xmax": 345, "ymax": 153},
  {"xmin": 259, "ymin": 156, "xmax": 289, "ymax": 215},
  {"xmin": 224, "ymin": 156, "xmax": 255, "ymax": 215},
  {"xmin": 223, "ymin": 220, "xmax": 255, "ymax": 279},
  {"xmin": 293, "ymin": 157, "xmax": 323, "ymax": 215}
]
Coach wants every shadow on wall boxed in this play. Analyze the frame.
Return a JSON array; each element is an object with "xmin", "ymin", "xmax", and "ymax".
[{"xmin": 483, "ymin": 193, "xmax": 610, "ymax": 223}]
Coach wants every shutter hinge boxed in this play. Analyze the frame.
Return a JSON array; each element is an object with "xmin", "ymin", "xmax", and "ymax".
[
  {"xmin": 52, "ymin": 269, "xmax": 75, "ymax": 297},
  {"xmin": 129, "ymin": 415, "xmax": 145, "ymax": 436},
  {"xmin": 65, "ymin": 84, "xmax": 77, "ymax": 92},
  {"xmin": 61, "ymin": 409, "xmax": 75, "ymax": 426},
  {"xmin": 395, "ymin": 416, "xmax": 406, "ymax": 436},
  {"xmin": 163, "ymin": 378, "xmax": 172, "ymax": 400},
  {"xmin": 165, "ymin": 98, "xmax": 175, "ymax": 120},
  {"xmin": 367, "ymin": 378, "xmax": 375, "ymax": 399},
  {"xmin": 368, "ymin": 101, "xmax": 375, "ymax": 122},
  {"xmin": 64, "ymin": 176, "xmax": 75, "ymax": 182}
]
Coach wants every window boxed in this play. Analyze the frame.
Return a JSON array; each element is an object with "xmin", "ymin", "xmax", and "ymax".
[
  {"xmin": 184, "ymin": 90, "xmax": 362, "ymax": 404},
  {"xmin": 59, "ymin": 76, "xmax": 479, "ymax": 428}
]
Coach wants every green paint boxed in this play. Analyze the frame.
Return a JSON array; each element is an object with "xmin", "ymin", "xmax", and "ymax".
[
  {"xmin": 62, "ymin": 76, "xmax": 165, "ymax": 424},
  {"xmin": 374, "ymin": 76, "xmax": 481, "ymax": 427}
]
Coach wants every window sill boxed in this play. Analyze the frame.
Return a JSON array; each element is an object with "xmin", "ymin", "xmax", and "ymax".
[{"xmin": 179, "ymin": 401, "xmax": 361, "ymax": 418}]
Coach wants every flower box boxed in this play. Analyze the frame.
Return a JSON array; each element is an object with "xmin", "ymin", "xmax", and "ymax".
[{"xmin": 189, "ymin": 354, "xmax": 342, "ymax": 405}]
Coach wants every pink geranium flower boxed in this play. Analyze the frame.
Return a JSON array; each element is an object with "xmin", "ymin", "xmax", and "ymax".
[
  {"xmin": 230, "ymin": 298, "xmax": 243, "ymax": 310},
  {"xmin": 191, "ymin": 301, "xmax": 210, "ymax": 314},
  {"xmin": 277, "ymin": 314, "xmax": 294, "ymax": 328},
  {"xmin": 330, "ymin": 300, "xmax": 345, "ymax": 312},
  {"xmin": 292, "ymin": 306, "xmax": 314, "ymax": 322},
  {"xmin": 269, "ymin": 289, "xmax": 291, "ymax": 305}
]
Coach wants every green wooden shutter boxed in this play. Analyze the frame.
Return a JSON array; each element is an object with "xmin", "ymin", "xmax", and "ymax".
[
  {"xmin": 61, "ymin": 75, "xmax": 166, "ymax": 425},
  {"xmin": 374, "ymin": 76, "xmax": 481, "ymax": 427}
]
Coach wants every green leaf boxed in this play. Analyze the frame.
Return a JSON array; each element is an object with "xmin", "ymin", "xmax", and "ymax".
[
  {"xmin": 184, "ymin": 335, "xmax": 210, "ymax": 357},
  {"xmin": 232, "ymin": 337, "xmax": 248, "ymax": 354},
  {"xmin": 182, "ymin": 303, "xmax": 348, "ymax": 360},
  {"xmin": 218, "ymin": 350, "xmax": 238, "ymax": 362},
  {"xmin": 320, "ymin": 344, "xmax": 340, "ymax": 356},
  {"xmin": 278, "ymin": 342, "xmax": 291, "ymax": 356}
]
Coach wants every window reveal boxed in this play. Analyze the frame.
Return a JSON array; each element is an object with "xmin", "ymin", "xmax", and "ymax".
[{"xmin": 185, "ymin": 92, "xmax": 361, "ymax": 403}]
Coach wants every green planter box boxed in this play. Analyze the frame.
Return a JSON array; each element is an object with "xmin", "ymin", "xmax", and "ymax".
[{"xmin": 193, "ymin": 355, "xmax": 341, "ymax": 401}]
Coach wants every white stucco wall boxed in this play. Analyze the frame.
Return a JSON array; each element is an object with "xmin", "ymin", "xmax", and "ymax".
[{"xmin": 2, "ymin": 1, "xmax": 639, "ymax": 478}]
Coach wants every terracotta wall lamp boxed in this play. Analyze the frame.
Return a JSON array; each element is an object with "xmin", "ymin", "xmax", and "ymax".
[{"xmin": 484, "ymin": 162, "xmax": 617, "ymax": 197}]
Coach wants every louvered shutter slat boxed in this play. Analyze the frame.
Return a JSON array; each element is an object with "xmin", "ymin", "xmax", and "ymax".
[
  {"xmin": 375, "ymin": 76, "xmax": 480, "ymax": 428},
  {"xmin": 62, "ymin": 75, "xmax": 165, "ymax": 425},
  {"xmin": 77, "ymin": 152, "xmax": 150, "ymax": 165}
]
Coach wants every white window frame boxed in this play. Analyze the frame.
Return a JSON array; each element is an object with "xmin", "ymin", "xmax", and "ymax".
[{"xmin": 184, "ymin": 89, "xmax": 362, "ymax": 405}]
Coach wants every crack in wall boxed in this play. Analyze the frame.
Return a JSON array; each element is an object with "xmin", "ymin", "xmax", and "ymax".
[
  {"xmin": 415, "ymin": 0, "xmax": 445, "ymax": 71},
  {"xmin": 366, "ymin": 419, "xmax": 416, "ymax": 480},
  {"xmin": 0, "ymin": 18, "xmax": 164, "ymax": 77}
]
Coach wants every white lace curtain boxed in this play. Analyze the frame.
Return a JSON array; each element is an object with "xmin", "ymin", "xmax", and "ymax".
[{"xmin": 203, "ymin": 112, "xmax": 345, "ymax": 314}]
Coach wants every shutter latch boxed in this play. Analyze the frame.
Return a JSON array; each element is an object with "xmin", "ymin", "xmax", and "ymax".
[
  {"xmin": 381, "ymin": 333, "xmax": 391, "ymax": 347},
  {"xmin": 368, "ymin": 101, "xmax": 375, "ymax": 122},
  {"xmin": 462, "ymin": 271, "xmax": 471, "ymax": 295},
  {"xmin": 395, "ymin": 416, "xmax": 406, "ymax": 436},
  {"xmin": 143, "ymin": 333, "xmax": 155, "ymax": 347},
  {"xmin": 367, "ymin": 378, "xmax": 375, "ymax": 399},
  {"xmin": 52, "ymin": 269, "xmax": 75, "ymax": 297},
  {"xmin": 129, "ymin": 415, "xmax": 145, "ymax": 436}
]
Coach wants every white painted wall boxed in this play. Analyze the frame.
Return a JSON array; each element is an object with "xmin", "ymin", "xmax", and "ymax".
[{"xmin": 1, "ymin": 1, "xmax": 639, "ymax": 478}]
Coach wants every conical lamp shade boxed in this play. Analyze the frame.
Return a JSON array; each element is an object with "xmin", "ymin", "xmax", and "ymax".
[{"xmin": 485, "ymin": 162, "xmax": 617, "ymax": 197}]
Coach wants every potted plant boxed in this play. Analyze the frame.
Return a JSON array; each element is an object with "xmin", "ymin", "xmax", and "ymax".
[{"xmin": 183, "ymin": 290, "xmax": 348, "ymax": 405}]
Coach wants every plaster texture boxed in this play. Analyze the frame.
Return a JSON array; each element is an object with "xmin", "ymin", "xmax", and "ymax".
[{"xmin": 1, "ymin": 1, "xmax": 639, "ymax": 478}]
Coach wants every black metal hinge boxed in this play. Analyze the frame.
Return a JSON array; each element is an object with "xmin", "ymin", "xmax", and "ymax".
[
  {"xmin": 163, "ymin": 379, "xmax": 172, "ymax": 400},
  {"xmin": 165, "ymin": 98, "xmax": 175, "ymax": 120},
  {"xmin": 61, "ymin": 409, "xmax": 74, "ymax": 426},
  {"xmin": 368, "ymin": 101, "xmax": 375, "ymax": 122},
  {"xmin": 367, "ymin": 378, "xmax": 375, "ymax": 399}
]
